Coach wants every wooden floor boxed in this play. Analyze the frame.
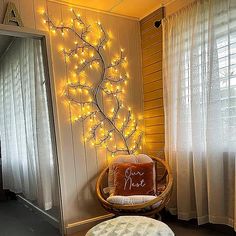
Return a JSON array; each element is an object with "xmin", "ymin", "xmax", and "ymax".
[
  {"xmin": 0, "ymin": 199, "xmax": 60, "ymax": 236},
  {"xmin": 0, "ymin": 201, "xmax": 234, "ymax": 236},
  {"xmin": 165, "ymin": 217, "xmax": 234, "ymax": 236},
  {"xmin": 71, "ymin": 230, "xmax": 87, "ymax": 236}
]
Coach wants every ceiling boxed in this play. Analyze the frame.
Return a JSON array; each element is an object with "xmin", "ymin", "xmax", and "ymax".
[{"xmin": 55, "ymin": 0, "xmax": 173, "ymax": 19}]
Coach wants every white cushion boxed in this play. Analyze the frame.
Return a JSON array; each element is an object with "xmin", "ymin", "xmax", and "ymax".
[
  {"xmin": 107, "ymin": 195, "xmax": 162, "ymax": 210},
  {"xmin": 107, "ymin": 195, "xmax": 157, "ymax": 205}
]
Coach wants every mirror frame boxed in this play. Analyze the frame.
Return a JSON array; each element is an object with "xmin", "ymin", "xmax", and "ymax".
[{"xmin": 0, "ymin": 23, "xmax": 65, "ymax": 235}]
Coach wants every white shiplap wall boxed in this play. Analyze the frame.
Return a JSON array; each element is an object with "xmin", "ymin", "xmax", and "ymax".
[{"xmin": 0, "ymin": 0, "xmax": 143, "ymax": 228}]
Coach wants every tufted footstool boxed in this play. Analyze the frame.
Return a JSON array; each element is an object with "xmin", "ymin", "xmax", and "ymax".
[{"xmin": 86, "ymin": 216, "xmax": 174, "ymax": 236}]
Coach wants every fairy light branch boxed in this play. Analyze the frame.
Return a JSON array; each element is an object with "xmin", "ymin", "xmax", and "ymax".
[
  {"xmin": 78, "ymin": 110, "xmax": 98, "ymax": 122},
  {"xmin": 63, "ymin": 44, "xmax": 89, "ymax": 57},
  {"xmin": 68, "ymin": 82, "xmax": 93, "ymax": 91},
  {"xmin": 125, "ymin": 122, "xmax": 138, "ymax": 140},
  {"xmin": 44, "ymin": 10, "xmax": 143, "ymax": 156},
  {"xmin": 71, "ymin": 9, "xmax": 85, "ymax": 26},
  {"xmin": 97, "ymin": 22, "xmax": 108, "ymax": 50},
  {"xmin": 94, "ymin": 129, "xmax": 114, "ymax": 146},
  {"xmin": 107, "ymin": 147, "xmax": 128, "ymax": 155},
  {"xmin": 87, "ymin": 121, "xmax": 105, "ymax": 140},
  {"xmin": 105, "ymin": 75, "xmax": 127, "ymax": 84},
  {"xmin": 65, "ymin": 94, "xmax": 94, "ymax": 106},
  {"xmin": 121, "ymin": 110, "xmax": 132, "ymax": 134},
  {"xmin": 101, "ymin": 88, "xmax": 122, "ymax": 96},
  {"xmin": 77, "ymin": 57, "xmax": 100, "ymax": 72},
  {"xmin": 111, "ymin": 97, "xmax": 121, "ymax": 122},
  {"xmin": 107, "ymin": 50, "xmax": 126, "ymax": 69}
]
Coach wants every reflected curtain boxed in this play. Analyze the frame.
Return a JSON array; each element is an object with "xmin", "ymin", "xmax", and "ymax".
[
  {"xmin": 0, "ymin": 38, "xmax": 56, "ymax": 210},
  {"xmin": 163, "ymin": 0, "xmax": 236, "ymax": 230}
]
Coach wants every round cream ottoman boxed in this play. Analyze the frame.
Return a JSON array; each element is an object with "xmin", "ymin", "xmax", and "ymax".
[{"xmin": 86, "ymin": 216, "xmax": 174, "ymax": 236}]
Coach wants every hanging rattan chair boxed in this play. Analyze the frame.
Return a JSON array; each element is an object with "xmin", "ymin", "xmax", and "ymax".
[{"xmin": 96, "ymin": 154, "xmax": 173, "ymax": 216}]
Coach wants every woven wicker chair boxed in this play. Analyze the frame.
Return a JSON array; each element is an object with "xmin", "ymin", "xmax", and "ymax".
[{"xmin": 96, "ymin": 155, "xmax": 173, "ymax": 216}]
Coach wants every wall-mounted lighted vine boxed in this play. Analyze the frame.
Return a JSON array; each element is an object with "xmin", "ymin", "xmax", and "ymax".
[{"xmin": 43, "ymin": 9, "xmax": 143, "ymax": 156}]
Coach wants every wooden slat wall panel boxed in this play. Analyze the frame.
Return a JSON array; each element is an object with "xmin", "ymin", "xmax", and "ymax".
[
  {"xmin": 141, "ymin": 10, "xmax": 163, "ymax": 30},
  {"xmin": 144, "ymin": 80, "xmax": 162, "ymax": 92},
  {"xmin": 143, "ymin": 52, "xmax": 162, "ymax": 67},
  {"xmin": 143, "ymin": 61, "xmax": 162, "ymax": 77},
  {"xmin": 144, "ymin": 98, "xmax": 163, "ymax": 111},
  {"xmin": 143, "ymin": 70, "xmax": 162, "ymax": 84},
  {"xmin": 144, "ymin": 107, "xmax": 164, "ymax": 118},
  {"xmin": 144, "ymin": 88, "xmax": 163, "ymax": 101},
  {"xmin": 142, "ymin": 41, "xmax": 162, "ymax": 59},
  {"xmin": 140, "ymin": 7, "xmax": 165, "ymax": 158}
]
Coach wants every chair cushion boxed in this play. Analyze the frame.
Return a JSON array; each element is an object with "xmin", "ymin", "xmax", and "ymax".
[
  {"xmin": 107, "ymin": 195, "xmax": 157, "ymax": 205},
  {"xmin": 108, "ymin": 154, "xmax": 156, "ymax": 195},
  {"xmin": 113, "ymin": 162, "xmax": 155, "ymax": 195},
  {"xmin": 107, "ymin": 195, "xmax": 162, "ymax": 210}
]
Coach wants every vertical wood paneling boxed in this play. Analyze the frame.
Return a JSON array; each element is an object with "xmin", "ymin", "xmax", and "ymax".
[
  {"xmin": 77, "ymin": 8, "xmax": 105, "ymax": 220},
  {"xmin": 97, "ymin": 12, "xmax": 124, "ymax": 170},
  {"xmin": 47, "ymin": 1, "xmax": 78, "ymax": 224},
  {"xmin": 129, "ymin": 20, "xmax": 143, "ymax": 117},
  {"xmin": 127, "ymin": 20, "xmax": 144, "ymax": 152},
  {"xmin": 33, "ymin": 0, "xmax": 48, "ymax": 31},
  {"xmin": 93, "ymin": 12, "xmax": 110, "ymax": 173},
  {"xmin": 44, "ymin": 0, "xmax": 142, "ymax": 225},
  {"xmin": 19, "ymin": 0, "xmax": 36, "ymax": 28},
  {"xmin": 140, "ymin": 7, "xmax": 165, "ymax": 157},
  {"xmin": 0, "ymin": 0, "xmax": 143, "ymax": 226},
  {"xmin": 66, "ymin": 7, "xmax": 90, "ymax": 222}
]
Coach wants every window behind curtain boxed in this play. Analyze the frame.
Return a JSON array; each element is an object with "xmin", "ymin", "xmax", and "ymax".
[{"xmin": 178, "ymin": 2, "xmax": 236, "ymax": 149}]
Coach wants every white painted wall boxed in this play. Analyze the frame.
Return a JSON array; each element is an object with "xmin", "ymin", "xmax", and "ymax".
[{"xmin": 0, "ymin": 0, "xmax": 143, "ymax": 229}]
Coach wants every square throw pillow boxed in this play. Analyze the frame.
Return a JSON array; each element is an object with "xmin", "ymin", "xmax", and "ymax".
[{"xmin": 113, "ymin": 162, "xmax": 155, "ymax": 196}]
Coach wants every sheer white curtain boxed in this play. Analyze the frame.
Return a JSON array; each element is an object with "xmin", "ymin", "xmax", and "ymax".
[
  {"xmin": 163, "ymin": 0, "xmax": 236, "ymax": 229},
  {"xmin": 0, "ymin": 38, "xmax": 56, "ymax": 210}
]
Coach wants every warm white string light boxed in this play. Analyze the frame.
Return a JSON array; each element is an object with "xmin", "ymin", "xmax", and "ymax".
[{"xmin": 43, "ymin": 9, "xmax": 143, "ymax": 156}]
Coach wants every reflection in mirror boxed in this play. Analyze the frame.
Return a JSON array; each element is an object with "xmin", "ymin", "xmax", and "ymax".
[{"xmin": 0, "ymin": 35, "xmax": 62, "ymax": 235}]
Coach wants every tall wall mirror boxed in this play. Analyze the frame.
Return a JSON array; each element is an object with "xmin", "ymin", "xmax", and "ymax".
[{"xmin": 0, "ymin": 26, "xmax": 63, "ymax": 236}]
